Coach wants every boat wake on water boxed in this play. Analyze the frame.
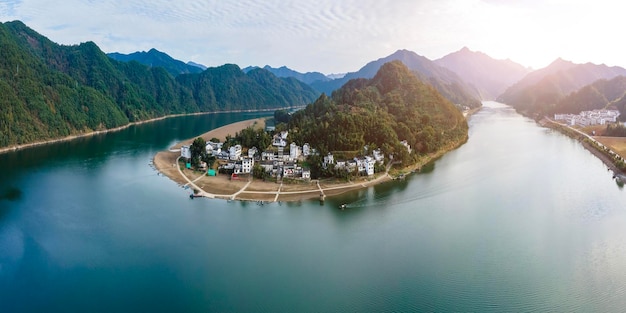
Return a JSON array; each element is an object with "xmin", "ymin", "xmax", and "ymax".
[{"xmin": 342, "ymin": 180, "xmax": 462, "ymax": 209}]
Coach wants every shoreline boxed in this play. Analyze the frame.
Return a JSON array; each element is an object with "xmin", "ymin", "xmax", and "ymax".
[
  {"xmin": 153, "ymin": 113, "xmax": 473, "ymax": 202},
  {"xmin": 540, "ymin": 117, "xmax": 626, "ymax": 176},
  {"xmin": 152, "ymin": 117, "xmax": 395, "ymax": 202},
  {"xmin": 0, "ymin": 106, "xmax": 301, "ymax": 155}
]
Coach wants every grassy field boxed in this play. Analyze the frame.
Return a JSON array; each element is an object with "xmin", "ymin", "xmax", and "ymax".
[
  {"xmin": 581, "ymin": 125, "xmax": 606, "ymax": 135},
  {"xmin": 594, "ymin": 137, "xmax": 626, "ymax": 159}
]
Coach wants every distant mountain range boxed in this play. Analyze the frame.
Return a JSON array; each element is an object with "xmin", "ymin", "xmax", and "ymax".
[
  {"xmin": 551, "ymin": 76, "xmax": 626, "ymax": 119},
  {"xmin": 311, "ymin": 49, "xmax": 482, "ymax": 108},
  {"xmin": 187, "ymin": 61, "xmax": 207, "ymax": 71},
  {"xmin": 5, "ymin": 19, "xmax": 626, "ymax": 149},
  {"xmin": 107, "ymin": 48, "xmax": 204, "ymax": 76},
  {"xmin": 242, "ymin": 65, "xmax": 330, "ymax": 85},
  {"xmin": 0, "ymin": 20, "xmax": 319, "ymax": 149},
  {"xmin": 326, "ymin": 73, "xmax": 346, "ymax": 80},
  {"xmin": 105, "ymin": 47, "xmax": 536, "ymax": 111},
  {"xmin": 434, "ymin": 47, "xmax": 530, "ymax": 100},
  {"xmin": 497, "ymin": 58, "xmax": 626, "ymax": 117}
]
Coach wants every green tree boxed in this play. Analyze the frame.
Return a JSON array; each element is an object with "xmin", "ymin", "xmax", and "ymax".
[
  {"xmin": 274, "ymin": 109, "xmax": 292, "ymax": 124},
  {"xmin": 252, "ymin": 163, "xmax": 268, "ymax": 180},
  {"xmin": 190, "ymin": 137, "xmax": 207, "ymax": 167}
]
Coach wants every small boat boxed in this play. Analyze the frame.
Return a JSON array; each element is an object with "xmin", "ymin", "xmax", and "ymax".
[{"xmin": 339, "ymin": 204, "xmax": 347, "ymax": 210}]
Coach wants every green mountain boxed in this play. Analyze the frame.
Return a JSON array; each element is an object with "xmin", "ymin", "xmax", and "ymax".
[
  {"xmin": 613, "ymin": 94, "xmax": 626, "ymax": 121},
  {"xmin": 242, "ymin": 65, "xmax": 330, "ymax": 85},
  {"xmin": 311, "ymin": 49, "xmax": 482, "ymax": 109},
  {"xmin": 289, "ymin": 61, "xmax": 468, "ymax": 167},
  {"xmin": 497, "ymin": 58, "xmax": 626, "ymax": 117},
  {"xmin": 434, "ymin": 47, "xmax": 530, "ymax": 100},
  {"xmin": 551, "ymin": 76, "xmax": 626, "ymax": 119},
  {"xmin": 107, "ymin": 48, "xmax": 204, "ymax": 76},
  {"xmin": 176, "ymin": 65, "xmax": 320, "ymax": 112},
  {"xmin": 0, "ymin": 21, "xmax": 319, "ymax": 148}
]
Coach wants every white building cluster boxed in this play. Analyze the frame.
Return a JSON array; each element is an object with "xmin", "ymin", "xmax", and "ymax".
[
  {"xmin": 554, "ymin": 109, "xmax": 620, "ymax": 127},
  {"xmin": 181, "ymin": 128, "xmax": 393, "ymax": 180},
  {"xmin": 322, "ymin": 149, "xmax": 385, "ymax": 176}
]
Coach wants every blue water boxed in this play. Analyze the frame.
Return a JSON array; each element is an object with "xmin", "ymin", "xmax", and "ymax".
[{"xmin": 1, "ymin": 102, "xmax": 625, "ymax": 312}]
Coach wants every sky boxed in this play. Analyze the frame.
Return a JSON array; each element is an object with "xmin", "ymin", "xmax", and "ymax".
[{"xmin": 1, "ymin": 0, "xmax": 624, "ymax": 74}]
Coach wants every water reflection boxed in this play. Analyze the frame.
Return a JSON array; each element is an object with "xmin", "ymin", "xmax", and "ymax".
[{"xmin": 1, "ymin": 187, "xmax": 22, "ymax": 202}]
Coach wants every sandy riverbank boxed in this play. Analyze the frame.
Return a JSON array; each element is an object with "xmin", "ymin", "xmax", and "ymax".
[
  {"xmin": 153, "ymin": 117, "xmax": 399, "ymax": 201},
  {"xmin": 153, "ymin": 118, "xmax": 268, "ymax": 188},
  {"xmin": 153, "ymin": 115, "xmax": 473, "ymax": 202}
]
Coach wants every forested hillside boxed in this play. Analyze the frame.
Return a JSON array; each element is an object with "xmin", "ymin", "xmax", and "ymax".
[
  {"xmin": 311, "ymin": 49, "xmax": 482, "ymax": 109},
  {"xmin": 497, "ymin": 58, "xmax": 626, "ymax": 117},
  {"xmin": 288, "ymin": 61, "xmax": 468, "ymax": 165},
  {"xmin": 242, "ymin": 65, "xmax": 330, "ymax": 85},
  {"xmin": 551, "ymin": 76, "xmax": 626, "ymax": 119},
  {"xmin": 0, "ymin": 21, "xmax": 319, "ymax": 148}
]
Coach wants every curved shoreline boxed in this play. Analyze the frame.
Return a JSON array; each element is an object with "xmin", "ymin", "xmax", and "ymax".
[
  {"xmin": 540, "ymin": 117, "xmax": 626, "ymax": 175},
  {"xmin": 153, "ymin": 117, "xmax": 471, "ymax": 202},
  {"xmin": 152, "ymin": 117, "xmax": 395, "ymax": 202},
  {"xmin": 0, "ymin": 106, "xmax": 301, "ymax": 155}
]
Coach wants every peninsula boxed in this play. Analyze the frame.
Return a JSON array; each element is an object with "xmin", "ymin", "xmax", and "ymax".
[
  {"xmin": 153, "ymin": 61, "xmax": 471, "ymax": 202},
  {"xmin": 154, "ymin": 118, "xmax": 391, "ymax": 201}
]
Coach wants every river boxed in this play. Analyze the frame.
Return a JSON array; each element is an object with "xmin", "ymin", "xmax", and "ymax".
[{"xmin": 1, "ymin": 102, "xmax": 625, "ymax": 312}]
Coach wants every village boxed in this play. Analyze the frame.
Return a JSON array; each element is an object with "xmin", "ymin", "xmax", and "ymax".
[
  {"xmin": 179, "ymin": 128, "xmax": 397, "ymax": 182},
  {"xmin": 553, "ymin": 109, "xmax": 621, "ymax": 127}
]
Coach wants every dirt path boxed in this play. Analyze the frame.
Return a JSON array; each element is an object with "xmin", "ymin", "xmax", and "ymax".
[{"xmin": 154, "ymin": 117, "xmax": 469, "ymax": 202}]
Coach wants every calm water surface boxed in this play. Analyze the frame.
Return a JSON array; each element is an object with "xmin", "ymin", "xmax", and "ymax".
[{"xmin": 1, "ymin": 102, "xmax": 625, "ymax": 312}]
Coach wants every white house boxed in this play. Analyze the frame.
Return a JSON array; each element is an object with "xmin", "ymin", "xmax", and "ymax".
[
  {"xmin": 302, "ymin": 168, "xmax": 311, "ymax": 180},
  {"xmin": 229, "ymin": 144, "xmax": 242, "ymax": 160},
  {"xmin": 261, "ymin": 151, "xmax": 276, "ymax": 161},
  {"xmin": 372, "ymin": 149, "xmax": 384, "ymax": 164},
  {"xmin": 282, "ymin": 162, "xmax": 298, "ymax": 178},
  {"xmin": 206, "ymin": 141, "xmax": 223, "ymax": 150},
  {"xmin": 323, "ymin": 153, "xmax": 334, "ymax": 167},
  {"xmin": 206, "ymin": 142, "xmax": 223, "ymax": 155},
  {"xmin": 556, "ymin": 109, "xmax": 620, "ymax": 127},
  {"xmin": 241, "ymin": 157, "xmax": 254, "ymax": 174},
  {"xmin": 272, "ymin": 131, "xmax": 289, "ymax": 147},
  {"xmin": 289, "ymin": 142, "xmax": 301, "ymax": 160},
  {"xmin": 302, "ymin": 143, "xmax": 311, "ymax": 157},
  {"xmin": 355, "ymin": 157, "xmax": 366, "ymax": 173},
  {"xmin": 365, "ymin": 156, "xmax": 375, "ymax": 176},
  {"xmin": 400, "ymin": 140, "xmax": 412, "ymax": 154},
  {"xmin": 248, "ymin": 147, "xmax": 258, "ymax": 158},
  {"xmin": 346, "ymin": 160, "xmax": 357, "ymax": 171},
  {"xmin": 181, "ymin": 145, "xmax": 191, "ymax": 159},
  {"xmin": 272, "ymin": 136, "xmax": 286, "ymax": 147}
]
